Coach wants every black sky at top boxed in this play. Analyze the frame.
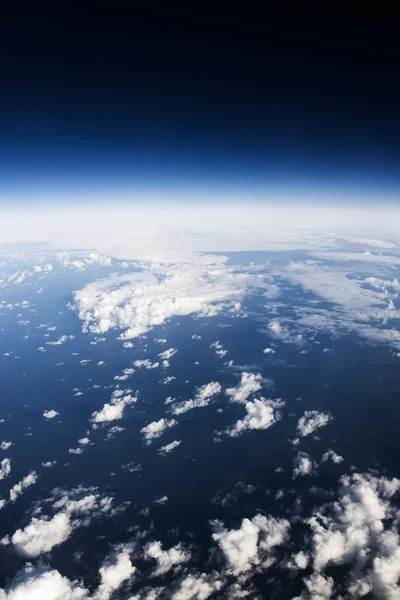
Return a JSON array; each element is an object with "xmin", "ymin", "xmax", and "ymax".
[{"xmin": 1, "ymin": 4, "xmax": 399, "ymax": 189}]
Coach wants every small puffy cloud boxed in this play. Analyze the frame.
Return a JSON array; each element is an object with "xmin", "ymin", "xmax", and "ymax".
[
  {"xmin": 8, "ymin": 488, "xmax": 114, "ymax": 558},
  {"xmin": 0, "ymin": 441, "xmax": 12, "ymax": 451},
  {"xmin": 91, "ymin": 391, "xmax": 136, "ymax": 424},
  {"xmin": 159, "ymin": 376, "xmax": 176, "ymax": 385},
  {"xmin": 225, "ymin": 372, "xmax": 267, "ymax": 405},
  {"xmin": 0, "ymin": 565, "xmax": 88, "ymax": 599},
  {"xmin": 9, "ymin": 471, "xmax": 38, "ymax": 502},
  {"xmin": 321, "ymin": 449, "xmax": 343, "ymax": 464},
  {"xmin": 172, "ymin": 382, "xmax": 221, "ymax": 415},
  {"xmin": 210, "ymin": 341, "xmax": 227, "ymax": 358},
  {"xmin": 158, "ymin": 440, "xmax": 181, "ymax": 455},
  {"xmin": 141, "ymin": 419, "xmax": 177, "ymax": 444},
  {"xmin": 69, "ymin": 448, "xmax": 83, "ymax": 455},
  {"xmin": 144, "ymin": 540, "xmax": 191, "ymax": 575},
  {"xmin": 94, "ymin": 547, "xmax": 135, "ymax": 600},
  {"xmin": 0, "ymin": 458, "xmax": 11, "ymax": 480},
  {"xmin": 263, "ymin": 347, "xmax": 275, "ymax": 354},
  {"xmin": 212, "ymin": 513, "xmax": 290, "ymax": 576},
  {"xmin": 296, "ymin": 411, "xmax": 332, "ymax": 437},
  {"xmin": 158, "ymin": 347, "xmax": 177, "ymax": 360},
  {"xmin": 221, "ymin": 398, "xmax": 284, "ymax": 438},
  {"xmin": 293, "ymin": 452, "xmax": 317, "ymax": 478},
  {"xmin": 42, "ymin": 460, "xmax": 57, "ymax": 468},
  {"xmin": 171, "ymin": 573, "xmax": 222, "ymax": 600},
  {"xmin": 46, "ymin": 334, "xmax": 75, "ymax": 346},
  {"xmin": 134, "ymin": 359, "xmax": 159, "ymax": 369},
  {"xmin": 43, "ymin": 409, "xmax": 59, "ymax": 420}
]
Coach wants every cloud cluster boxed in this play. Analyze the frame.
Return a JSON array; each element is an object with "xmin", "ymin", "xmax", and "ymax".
[
  {"xmin": 172, "ymin": 382, "xmax": 221, "ymax": 415},
  {"xmin": 212, "ymin": 513, "xmax": 290, "ymax": 576},
  {"xmin": 141, "ymin": 418, "xmax": 177, "ymax": 444},
  {"xmin": 225, "ymin": 372, "xmax": 267, "ymax": 405},
  {"xmin": 158, "ymin": 440, "xmax": 181, "ymax": 455},
  {"xmin": 296, "ymin": 411, "xmax": 332, "ymax": 437},
  {"xmin": 9, "ymin": 471, "xmax": 37, "ymax": 502},
  {"xmin": 293, "ymin": 452, "xmax": 317, "ymax": 478},
  {"xmin": 4, "ymin": 487, "xmax": 114, "ymax": 558},
  {"xmin": 0, "ymin": 458, "xmax": 11, "ymax": 480},
  {"xmin": 43, "ymin": 409, "xmax": 59, "ymax": 420},
  {"xmin": 91, "ymin": 390, "xmax": 136, "ymax": 424},
  {"xmin": 144, "ymin": 540, "xmax": 191, "ymax": 576},
  {"xmin": 72, "ymin": 258, "xmax": 261, "ymax": 340},
  {"xmin": 221, "ymin": 398, "xmax": 284, "ymax": 438}
]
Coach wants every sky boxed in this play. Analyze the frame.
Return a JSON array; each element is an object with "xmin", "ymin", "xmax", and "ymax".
[{"xmin": 1, "ymin": 6, "xmax": 400, "ymax": 204}]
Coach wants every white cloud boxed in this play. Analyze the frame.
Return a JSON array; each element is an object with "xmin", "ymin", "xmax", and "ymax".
[
  {"xmin": 171, "ymin": 573, "xmax": 222, "ymax": 600},
  {"xmin": 212, "ymin": 513, "xmax": 290, "ymax": 576},
  {"xmin": 9, "ymin": 471, "xmax": 38, "ymax": 502},
  {"xmin": 321, "ymin": 449, "xmax": 343, "ymax": 464},
  {"xmin": 300, "ymin": 472, "xmax": 400, "ymax": 599},
  {"xmin": 158, "ymin": 440, "xmax": 181, "ymax": 455},
  {"xmin": 43, "ymin": 409, "xmax": 59, "ymax": 420},
  {"xmin": 46, "ymin": 334, "xmax": 74, "ymax": 346},
  {"xmin": 144, "ymin": 540, "xmax": 191, "ymax": 575},
  {"xmin": 297, "ymin": 411, "xmax": 332, "ymax": 437},
  {"xmin": 141, "ymin": 418, "xmax": 177, "ymax": 444},
  {"xmin": 210, "ymin": 341, "xmax": 227, "ymax": 358},
  {"xmin": 7, "ymin": 488, "xmax": 114, "ymax": 558},
  {"xmin": 94, "ymin": 547, "xmax": 135, "ymax": 600},
  {"xmin": 72, "ymin": 258, "xmax": 262, "ymax": 340},
  {"xmin": 172, "ymin": 382, "xmax": 221, "ymax": 415},
  {"xmin": 91, "ymin": 391, "xmax": 136, "ymax": 424},
  {"xmin": 0, "ymin": 441, "xmax": 12, "ymax": 451},
  {"xmin": 293, "ymin": 452, "xmax": 317, "ymax": 478},
  {"xmin": 158, "ymin": 347, "xmax": 177, "ymax": 360},
  {"xmin": 220, "ymin": 398, "xmax": 284, "ymax": 438},
  {"xmin": 42, "ymin": 460, "xmax": 57, "ymax": 468},
  {"xmin": 225, "ymin": 372, "xmax": 267, "ymax": 405},
  {"xmin": 263, "ymin": 347, "xmax": 275, "ymax": 355},
  {"xmin": 134, "ymin": 359, "xmax": 159, "ymax": 369},
  {"xmin": 69, "ymin": 448, "xmax": 83, "ymax": 455},
  {"xmin": 0, "ymin": 548, "xmax": 133, "ymax": 600},
  {"xmin": 0, "ymin": 565, "xmax": 88, "ymax": 599},
  {"xmin": 0, "ymin": 458, "xmax": 11, "ymax": 480}
]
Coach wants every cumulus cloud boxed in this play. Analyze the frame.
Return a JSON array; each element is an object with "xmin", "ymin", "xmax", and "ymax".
[
  {"xmin": 220, "ymin": 398, "xmax": 285, "ymax": 438},
  {"xmin": 7, "ymin": 488, "xmax": 114, "ymax": 558},
  {"xmin": 141, "ymin": 418, "xmax": 177, "ymax": 444},
  {"xmin": 172, "ymin": 382, "xmax": 221, "ymax": 415},
  {"xmin": 225, "ymin": 372, "xmax": 268, "ymax": 405},
  {"xmin": 171, "ymin": 573, "xmax": 222, "ymax": 600},
  {"xmin": 296, "ymin": 411, "xmax": 332, "ymax": 437},
  {"xmin": 0, "ymin": 458, "xmax": 11, "ymax": 480},
  {"xmin": 293, "ymin": 452, "xmax": 317, "ymax": 478},
  {"xmin": 210, "ymin": 341, "xmax": 227, "ymax": 358},
  {"xmin": 72, "ymin": 258, "xmax": 262, "ymax": 340},
  {"xmin": 321, "ymin": 449, "xmax": 343, "ymax": 464},
  {"xmin": 134, "ymin": 359, "xmax": 159, "ymax": 369},
  {"xmin": 0, "ymin": 441, "xmax": 12, "ymax": 451},
  {"xmin": 43, "ymin": 409, "xmax": 59, "ymax": 420},
  {"xmin": 299, "ymin": 472, "xmax": 400, "ymax": 599},
  {"xmin": 0, "ymin": 547, "xmax": 134, "ymax": 600},
  {"xmin": 158, "ymin": 440, "xmax": 181, "ymax": 455},
  {"xmin": 212, "ymin": 513, "xmax": 290, "ymax": 576},
  {"xmin": 91, "ymin": 390, "xmax": 136, "ymax": 424},
  {"xmin": 9, "ymin": 471, "xmax": 37, "ymax": 502},
  {"xmin": 144, "ymin": 540, "xmax": 191, "ymax": 575},
  {"xmin": 94, "ymin": 547, "xmax": 135, "ymax": 600}
]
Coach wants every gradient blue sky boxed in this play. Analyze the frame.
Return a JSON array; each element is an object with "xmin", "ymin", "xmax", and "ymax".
[{"xmin": 0, "ymin": 6, "xmax": 399, "ymax": 205}]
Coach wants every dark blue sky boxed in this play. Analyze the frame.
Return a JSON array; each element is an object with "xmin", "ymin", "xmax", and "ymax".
[{"xmin": 1, "ymin": 5, "xmax": 399, "ymax": 202}]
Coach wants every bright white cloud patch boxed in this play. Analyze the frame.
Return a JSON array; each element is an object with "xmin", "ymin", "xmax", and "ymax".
[
  {"xmin": 9, "ymin": 471, "xmax": 37, "ymax": 502},
  {"xmin": 43, "ymin": 409, "xmax": 59, "ymax": 420},
  {"xmin": 72, "ymin": 258, "xmax": 262, "ymax": 340},
  {"xmin": 144, "ymin": 540, "xmax": 191, "ymax": 575},
  {"xmin": 0, "ymin": 458, "xmax": 11, "ymax": 480},
  {"xmin": 296, "ymin": 411, "xmax": 332, "ymax": 437},
  {"xmin": 91, "ymin": 390, "xmax": 136, "ymax": 424},
  {"xmin": 0, "ymin": 441, "xmax": 12, "ymax": 451},
  {"xmin": 212, "ymin": 513, "xmax": 290, "ymax": 575},
  {"xmin": 293, "ymin": 452, "xmax": 317, "ymax": 478},
  {"xmin": 321, "ymin": 449, "xmax": 343, "ymax": 464},
  {"xmin": 158, "ymin": 440, "xmax": 181, "ymax": 455},
  {"xmin": 141, "ymin": 418, "xmax": 177, "ymax": 444},
  {"xmin": 225, "ymin": 372, "xmax": 268, "ymax": 405},
  {"xmin": 221, "ymin": 398, "xmax": 284, "ymax": 438},
  {"xmin": 94, "ymin": 547, "xmax": 135, "ymax": 600},
  {"xmin": 6, "ymin": 488, "xmax": 114, "ymax": 558},
  {"xmin": 172, "ymin": 382, "xmax": 221, "ymax": 415}
]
